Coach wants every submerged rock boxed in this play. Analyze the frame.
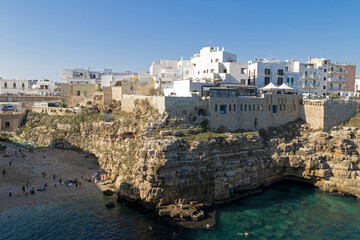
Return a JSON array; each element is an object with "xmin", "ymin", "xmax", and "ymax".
[
  {"xmin": 103, "ymin": 189, "xmax": 114, "ymax": 196},
  {"xmin": 105, "ymin": 201, "xmax": 116, "ymax": 208}
]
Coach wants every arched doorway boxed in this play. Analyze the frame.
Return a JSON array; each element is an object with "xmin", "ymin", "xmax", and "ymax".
[
  {"xmin": 198, "ymin": 108, "xmax": 207, "ymax": 117},
  {"xmin": 5, "ymin": 122, "xmax": 10, "ymax": 128}
]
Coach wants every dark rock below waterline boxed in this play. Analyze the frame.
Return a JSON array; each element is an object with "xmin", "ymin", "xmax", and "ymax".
[
  {"xmin": 105, "ymin": 201, "xmax": 116, "ymax": 208},
  {"xmin": 103, "ymin": 189, "xmax": 114, "ymax": 196}
]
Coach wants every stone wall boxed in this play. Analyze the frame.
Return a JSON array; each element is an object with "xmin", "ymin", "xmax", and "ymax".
[
  {"xmin": 32, "ymin": 107, "xmax": 82, "ymax": 115},
  {"xmin": 102, "ymin": 86, "xmax": 113, "ymax": 106},
  {"xmin": 121, "ymin": 95, "xmax": 166, "ymax": 113},
  {"xmin": 208, "ymin": 94, "xmax": 302, "ymax": 131},
  {"xmin": 300, "ymin": 100, "xmax": 357, "ymax": 131},
  {"xmin": 121, "ymin": 94, "xmax": 200, "ymax": 120},
  {"xmin": 323, "ymin": 100, "xmax": 357, "ymax": 131},
  {"xmin": 0, "ymin": 112, "xmax": 26, "ymax": 131},
  {"xmin": 299, "ymin": 101, "xmax": 325, "ymax": 130}
]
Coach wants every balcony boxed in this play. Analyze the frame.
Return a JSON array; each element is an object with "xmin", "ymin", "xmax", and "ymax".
[
  {"xmin": 328, "ymin": 77, "xmax": 346, "ymax": 83},
  {"xmin": 302, "ymin": 75, "xmax": 321, "ymax": 80},
  {"xmin": 328, "ymin": 70, "xmax": 346, "ymax": 75},
  {"xmin": 302, "ymin": 83, "xmax": 321, "ymax": 89}
]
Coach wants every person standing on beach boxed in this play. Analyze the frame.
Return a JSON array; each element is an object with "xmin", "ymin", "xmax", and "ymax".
[
  {"xmin": 9, "ymin": 188, "xmax": 12, "ymax": 197},
  {"xmin": 22, "ymin": 186, "xmax": 25, "ymax": 194},
  {"xmin": 53, "ymin": 174, "xmax": 56, "ymax": 180},
  {"xmin": 43, "ymin": 153, "xmax": 46, "ymax": 159}
]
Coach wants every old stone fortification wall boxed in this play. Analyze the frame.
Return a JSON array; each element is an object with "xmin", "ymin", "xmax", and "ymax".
[
  {"xmin": 300, "ymin": 100, "xmax": 357, "ymax": 131},
  {"xmin": 0, "ymin": 96, "xmax": 61, "ymax": 109},
  {"xmin": 208, "ymin": 94, "xmax": 302, "ymax": 131},
  {"xmin": 323, "ymin": 101, "xmax": 357, "ymax": 131},
  {"xmin": 300, "ymin": 101, "xmax": 325, "ymax": 129},
  {"xmin": 32, "ymin": 107, "xmax": 82, "ymax": 115},
  {"xmin": 121, "ymin": 95, "xmax": 166, "ymax": 113},
  {"xmin": 121, "ymin": 95, "xmax": 199, "ymax": 120}
]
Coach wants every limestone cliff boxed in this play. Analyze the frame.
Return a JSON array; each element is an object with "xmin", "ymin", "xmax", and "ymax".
[{"xmin": 19, "ymin": 103, "xmax": 360, "ymax": 215}]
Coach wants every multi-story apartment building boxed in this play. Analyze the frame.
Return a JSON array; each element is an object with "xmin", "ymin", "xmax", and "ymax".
[
  {"xmin": 248, "ymin": 57, "xmax": 356, "ymax": 96},
  {"xmin": 248, "ymin": 58, "xmax": 300, "ymax": 91},
  {"xmin": 150, "ymin": 46, "xmax": 249, "ymax": 96},
  {"xmin": 327, "ymin": 62, "xmax": 356, "ymax": 94}
]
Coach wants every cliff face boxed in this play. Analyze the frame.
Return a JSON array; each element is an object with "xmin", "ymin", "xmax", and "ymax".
[{"xmin": 19, "ymin": 104, "xmax": 360, "ymax": 211}]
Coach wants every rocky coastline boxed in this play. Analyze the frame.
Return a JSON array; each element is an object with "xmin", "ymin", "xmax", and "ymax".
[{"xmin": 17, "ymin": 102, "xmax": 360, "ymax": 227}]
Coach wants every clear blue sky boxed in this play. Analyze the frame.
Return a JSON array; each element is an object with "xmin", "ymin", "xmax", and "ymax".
[{"xmin": 0, "ymin": 0, "xmax": 359, "ymax": 82}]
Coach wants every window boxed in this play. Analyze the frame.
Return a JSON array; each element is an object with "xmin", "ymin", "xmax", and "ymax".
[
  {"xmin": 272, "ymin": 105, "xmax": 278, "ymax": 113},
  {"xmin": 323, "ymin": 86, "xmax": 326, "ymax": 90},
  {"xmin": 287, "ymin": 78, "xmax": 290, "ymax": 84},
  {"xmin": 264, "ymin": 77, "xmax": 270, "ymax": 85},
  {"xmin": 285, "ymin": 66, "xmax": 289, "ymax": 71},
  {"xmin": 324, "ymin": 77, "xmax": 326, "ymax": 81},
  {"xmin": 211, "ymin": 69, "xmax": 214, "ymax": 73},
  {"xmin": 249, "ymin": 104, "xmax": 251, "ymax": 111},
  {"xmin": 277, "ymin": 77, "xmax": 283, "ymax": 85},
  {"xmin": 84, "ymin": 91, "xmax": 87, "ymax": 97},
  {"xmin": 339, "ymin": 84, "xmax": 342, "ymax": 89},
  {"xmin": 340, "ymin": 67, "xmax": 342, "ymax": 72},
  {"xmin": 244, "ymin": 105, "xmax": 247, "ymax": 111},
  {"xmin": 233, "ymin": 104, "xmax": 236, "ymax": 111},
  {"xmin": 229, "ymin": 105, "xmax": 232, "ymax": 111},
  {"xmin": 216, "ymin": 59, "xmax": 219, "ymax": 62},
  {"xmin": 291, "ymin": 78, "xmax": 294, "ymax": 85},
  {"xmin": 13, "ymin": 83, "xmax": 16, "ymax": 88},
  {"xmin": 253, "ymin": 104, "xmax": 255, "ymax": 111},
  {"xmin": 4, "ymin": 82, "xmax": 7, "ymax": 88},
  {"xmin": 211, "ymin": 59, "xmax": 213, "ymax": 63},
  {"xmin": 220, "ymin": 105, "xmax": 226, "ymax": 114},
  {"xmin": 22, "ymin": 83, "xmax": 25, "ymax": 88},
  {"xmin": 5, "ymin": 122, "xmax": 10, "ymax": 128},
  {"xmin": 305, "ymin": 71, "xmax": 308, "ymax": 77},
  {"xmin": 76, "ymin": 91, "xmax": 81, "ymax": 96},
  {"xmin": 215, "ymin": 104, "xmax": 218, "ymax": 111},
  {"xmin": 264, "ymin": 68, "xmax": 270, "ymax": 75},
  {"xmin": 223, "ymin": 69, "xmax": 227, "ymax": 73},
  {"xmin": 278, "ymin": 69, "xmax": 284, "ymax": 75},
  {"xmin": 324, "ymin": 69, "xmax": 327, "ymax": 72},
  {"xmin": 198, "ymin": 71, "xmax": 200, "ymax": 75}
]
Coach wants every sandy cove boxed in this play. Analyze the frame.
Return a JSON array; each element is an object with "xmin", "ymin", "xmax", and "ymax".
[{"xmin": 0, "ymin": 142, "xmax": 112, "ymax": 212}]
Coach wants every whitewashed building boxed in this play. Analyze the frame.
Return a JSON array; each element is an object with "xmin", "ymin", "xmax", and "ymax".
[
  {"xmin": 62, "ymin": 68, "xmax": 147, "ymax": 88},
  {"xmin": 0, "ymin": 78, "xmax": 32, "ymax": 95},
  {"xmin": 150, "ymin": 46, "xmax": 249, "ymax": 96}
]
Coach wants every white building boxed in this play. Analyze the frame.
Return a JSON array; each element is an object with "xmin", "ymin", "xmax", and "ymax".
[
  {"xmin": 62, "ymin": 68, "xmax": 147, "ymax": 88},
  {"xmin": 0, "ymin": 78, "xmax": 32, "ymax": 95},
  {"xmin": 31, "ymin": 80, "xmax": 56, "ymax": 96},
  {"xmin": 248, "ymin": 57, "xmax": 353, "ymax": 96},
  {"xmin": 248, "ymin": 58, "xmax": 300, "ymax": 91},
  {"xmin": 150, "ymin": 46, "xmax": 249, "ymax": 96}
]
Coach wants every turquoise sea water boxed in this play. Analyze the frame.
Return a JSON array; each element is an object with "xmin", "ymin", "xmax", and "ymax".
[{"xmin": 1, "ymin": 181, "xmax": 360, "ymax": 240}]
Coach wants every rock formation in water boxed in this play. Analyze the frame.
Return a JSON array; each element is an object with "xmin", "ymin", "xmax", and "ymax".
[{"xmin": 18, "ymin": 101, "xmax": 360, "ymax": 220}]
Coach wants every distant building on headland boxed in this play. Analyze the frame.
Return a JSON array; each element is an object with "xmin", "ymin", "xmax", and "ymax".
[{"xmin": 0, "ymin": 78, "xmax": 57, "ymax": 96}]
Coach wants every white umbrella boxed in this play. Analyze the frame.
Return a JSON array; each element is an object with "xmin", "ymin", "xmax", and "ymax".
[
  {"xmin": 259, "ymin": 82, "xmax": 280, "ymax": 91},
  {"xmin": 278, "ymin": 83, "xmax": 295, "ymax": 91}
]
